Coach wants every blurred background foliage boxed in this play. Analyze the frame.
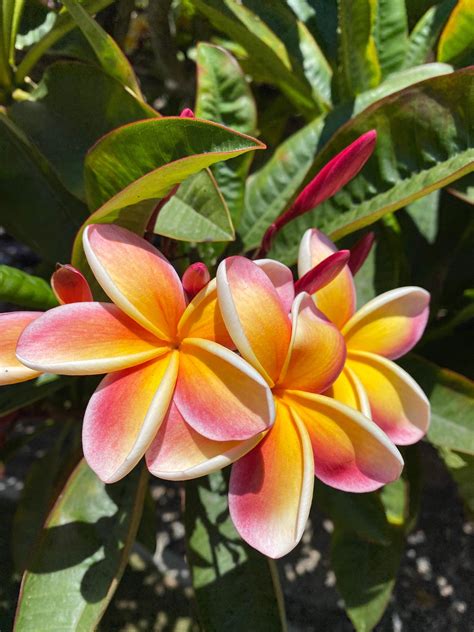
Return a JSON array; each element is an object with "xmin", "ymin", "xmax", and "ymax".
[{"xmin": 0, "ymin": 0, "xmax": 473, "ymax": 630}]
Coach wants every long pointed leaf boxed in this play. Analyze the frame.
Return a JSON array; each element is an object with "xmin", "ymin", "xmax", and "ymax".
[
  {"xmin": 269, "ymin": 69, "xmax": 474, "ymax": 263},
  {"xmin": 0, "ymin": 113, "xmax": 88, "ymax": 263},
  {"xmin": 73, "ymin": 117, "xmax": 264, "ymax": 271},
  {"xmin": 9, "ymin": 61, "xmax": 157, "ymax": 200},
  {"xmin": 0, "ymin": 265, "xmax": 57, "ymax": 309},
  {"xmin": 60, "ymin": 0, "xmax": 141, "ymax": 96},
  {"xmin": 195, "ymin": 43, "xmax": 257, "ymax": 226},
  {"xmin": 373, "ymin": 0, "xmax": 408, "ymax": 77},
  {"xmin": 337, "ymin": 0, "xmax": 381, "ymax": 100},
  {"xmin": 14, "ymin": 461, "xmax": 148, "ymax": 631},
  {"xmin": 403, "ymin": 0, "xmax": 456, "ymax": 68},
  {"xmin": 185, "ymin": 471, "xmax": 287, "ymax": 632}
]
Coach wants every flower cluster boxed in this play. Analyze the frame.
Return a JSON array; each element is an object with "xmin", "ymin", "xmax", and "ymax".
[{"xmin": 0, "ymin": 133, "xmax": 430, "ymax": 558}]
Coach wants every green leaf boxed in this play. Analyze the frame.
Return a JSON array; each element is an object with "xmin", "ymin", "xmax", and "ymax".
[
  {"xmin": 373, "ymin": 0, "xmax": 408, "ymax": 77},
  {"xmin": 0, "ymin": 113, "xmax": 88, "ymax": 263},
  {"xmin": 0, "ymin": 265, "xmax": 57, "ymax": 309},
  {"xmin": 185, "ymin": 471, "xmax": 287, "ymax": 632},
  {"xmin": 337, "ymin": 0, "xmax": 381, "ymax": 100},
  {"xmin": 399, "ymin": 354, "xmax": 474, "ymax": 455},
  {"xmin": 195, "ymin": 42, "xmax": 256, "ymax": 226},
  {"xmin": 14, "ymin": 0, "xmax": 115, "ymax": 83},
  {"xmin": 353, "ymin": 215, "xmax": 406, "ymax": 305},
  {"xmin": 72, "ymin": 117, "xmax": 264, "ymax": 272},
  {"xmin": 380, "ymin": 478, "xmax": 406, "ymax": 526},
  {"xmin": 60, "ymin": 0, "xmax": 141, "ymax": 96},
  {"xmin": 0, "ymin": 374, "xmax": 66, "ymax": 417},
  {"xmin": 9, "ymin": 61, "xmax": 157, "ymax": 199},
  {"xmin": 3, "ymin": 0, "xmax": 25, "ymax": 63},
  {"xmin": 353, "ymin": 62, "xmax": 453, "ymax": 114},
  {"xmin": 193, "ymin": 0, "xmax": 321, "ymax": 116},
  {"xmin": 14, "ymin": 461, "xmax": 148, "ymax": 632},
  {"xmin": 286, "ymin": 0, "xmax": 339, "ymax": 65},
  {"xmin": 437, "ymin": 447, "xmax": 474, "ymax": 518},
  {"xmin": 12, "ymin": 423, "xmax": 79, "ymax": 572},
  {"xmin": 438, "ymin": 0, "xmax": 474, "ymax": 65},
  {"xmin": 270, "ymin": 68, "xmax": 474, "ymax": 263},
  {"xmin": 332, "ymin": 526, "xmax": 404, "ymax": 632},
  {"xmin": 403, "ymin": 0, "xmax": 456, "ymax": 68},
  {"xmin": 155, "ymin": 169, "xmax": 234, "ymax": 242},
  {"xmin": 234, "ymin": 0, "xmax": 332, "ymax": 106},
  {"xmin": 241, "ymin": 115, "xmax": 326, "ymax": 251},
  {"xmin": 84, "ymin": 118, "xmax": 265, "ymax": 214},
  {"xmin": 315, "ymin": 480, "xmax": 391, "ymax": 543}
]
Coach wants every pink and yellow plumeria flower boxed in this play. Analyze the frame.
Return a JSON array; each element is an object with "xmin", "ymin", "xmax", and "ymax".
[
  {"xmin": 298, "ymin": 228, "xmax": 430, "ymax": 445},
  {"xmin": 16, "ymin": 225, "xmax": 274, "ymax": 483},
  {"xmin": 0, "ymin": 265, "xmax": 92, "ymax": 386},
  {"xmin": 198, "ymin": 256, "xmax": 402, "ymax": 559}
]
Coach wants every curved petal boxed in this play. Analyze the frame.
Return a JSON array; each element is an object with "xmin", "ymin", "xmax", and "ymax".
[
  {"xmin": 278, "ymin": 293, "xmax": 346, "ymax": 394},
  {"xmin": 217, "ymin": 256, "xmax": 291, "ymax": 385},
  {"xmin": 324, "ymin": 366, "xmax": 371, "ymax": 417},
  {"xmin": 347, "ymin": 350, "xmax": 430, "ymax": 445},
  {"xmin": 51, "ymin": 264, "xmax": 93, "ymax": 304},
  {"xmin": 83, "ymin": 224, "xmax": 186, "ymax": 340},
  {"xmin": 298, "ymin": 229, "xmax": 356, "ymax": 329},
  {"xmin": 285, "ymin": 390, "xmax": 404, "ymax": 492},
  {"xmin": 177, "ymin": 278, "xmax": 234, "ymax": 348},
  {"xmin": 254, "ymin": 259, "xmax": 295, "ymax": 313},
  {"xmin": 342, "ymin": 287, "xmax": 430, "ymax": 359},
  {"xmin": 174, "ymin": 338, "xmax": 275, "ymax": 441},
  {"xmin": 17, "ymin": 303, "xmax": 167, "ymax": 375},
  {"xmin": 146, "ymin": 402, "xmax": 263, "ymax": 480},
  {"xmin": 83, "ymin": 351, "xmax": 179, "ymax": 483},
  {"xmin": 229, "ymin": 400, "xmax": 314, "ymax": 558},
  {"xmin": 0, "ymin": 312, "xmax": 42, "ymax": 385}
]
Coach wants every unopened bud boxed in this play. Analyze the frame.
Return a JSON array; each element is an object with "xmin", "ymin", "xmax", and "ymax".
[{"xmin": 182, "ymin": 262, "xmax": 211, "ymax": 298}]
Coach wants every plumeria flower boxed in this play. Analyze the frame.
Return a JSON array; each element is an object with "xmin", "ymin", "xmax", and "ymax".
[
  {"xmin": 195, "ymin": 256, "xmax": 402, "ymax": 559},
  {"xmin": 0, "ymin": 265, "xmax": 92, "ymax": 386},
  {"xmin": 15, "ymin": 225, "xmax": 274, "ymax": 483},
  {"xmin": 298, "ymin": 228, "xmax": 431, "ymax": 445}
]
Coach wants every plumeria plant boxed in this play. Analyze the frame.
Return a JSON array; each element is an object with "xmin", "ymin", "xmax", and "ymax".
[{"xmin": 0, "ymin": 1, "xmax": 473, "ymax": 631}]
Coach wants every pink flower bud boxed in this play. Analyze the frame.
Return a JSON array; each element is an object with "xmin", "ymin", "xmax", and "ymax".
[
  {"xmin": 294, "ymin": 250, "xmax": 350, "ymax": 295},
  {"xmin": 348, "ymin": 231, "xmax": 376, "ymax": 275},
  {"xmin": 180, "ymin": 108, "xmax": 195, "ymax": 118},
  {"xmin": 258, "ymin": 130, "xmax": 377, "ymax": 255},
  {"xmin": 51, "ymin": 264, "xmax": 93, "ymax": 304},
  {"xmin": 182, "ymin": 262, "xmax": 211, "ymax": 298}
]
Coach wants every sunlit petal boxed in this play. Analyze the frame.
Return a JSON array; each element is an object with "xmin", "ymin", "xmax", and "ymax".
[
  {"xmin": 83, "ymin": 351, "xmax": 178, "ymax": 483},
  {"xmin": 298, "ymin": 228, "xmax": 356, "ymax": 329},
  {"xmin": 342, "ymin": 287, "xmax": 430, "ymax": 359},
  {"xmin": 217, "ymin": 256, "xmax": 291, "ymax": 385},
  {"xmin": 17, "ymin": 303, "xmax": 167, "ymax": 375},
  {"xmin": 229, "ymin": 400, "xmax": 314, "ymax": 558},
  {"xmin": 84, "ymin": 224, "xmax": 186, "ymax": 340},
  {"xmin": 324, "ymin": 365, "xmax": 371, "ymax": 417},
  {"xmin": 174, "ymin": 338, "xmax": 275, "ymax": 441},
  {"xmin": 348, "ymin": 350, "xmax": 430, "ymax": 445},
  {"xmin": 254, "ymin": 259, "xmax": 295, "ymax": 313},
  {"xmin": 177, "ymin": 278, "xmax": 234, "ymax": 348},
  {"xmin": 285, "ymin": 390, "xmax": 404, "ymax": 492},
  {"xmin": 0, "ymin": 312, "xmax": 42, "ymax": 385},
  {"xmin": 146, "ymin": 402, "xmax": 263, "ymax": 480},
  {"xmin": 278, "ymin": 292, "xmax": 345, "ymax": 393}
]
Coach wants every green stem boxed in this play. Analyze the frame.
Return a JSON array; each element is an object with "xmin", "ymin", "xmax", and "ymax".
[{"xmin": 14, "ymin": 0, "xmax": 114, "ymax": 84}]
